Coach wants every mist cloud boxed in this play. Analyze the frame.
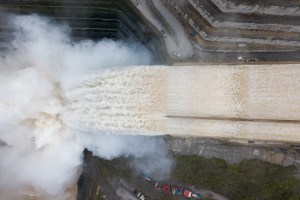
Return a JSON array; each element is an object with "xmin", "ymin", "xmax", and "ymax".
[{"xmin": 0, "ymin": 15, "xmax": 172, "ymax": 199}]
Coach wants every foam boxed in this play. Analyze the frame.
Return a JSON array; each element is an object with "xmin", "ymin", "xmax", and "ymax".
[{"xmin": 66, "ymin": 64, "xmax": 300, "ymax": 142}]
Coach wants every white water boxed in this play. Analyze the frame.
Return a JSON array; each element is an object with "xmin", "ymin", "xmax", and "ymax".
[
  {"xmin": 67, "ymin": 64, "xmax": 300, "ymax": 144},
  {"xmin": 0, "ymin": 15, "xmax": 173, "ymax": 200},
  {"xmin": 2, "ymin": 14, "xmax": 300, "ymax": 200},
  {"xmin": 64, "ymin": 67, "xmax": 166, "ymax": 134}
]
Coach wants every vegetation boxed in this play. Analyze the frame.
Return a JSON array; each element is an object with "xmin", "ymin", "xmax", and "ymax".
[
  {"xmin": 96, "ymin": 158, "xmax": 132, "ymax": 180},
  {"xmin": 172, "ymin": 155, "xmax": 300, "ymax": 200},
  {"xmin": 79, "ymin": 151, "xmax": 300, "ymax": 200}
]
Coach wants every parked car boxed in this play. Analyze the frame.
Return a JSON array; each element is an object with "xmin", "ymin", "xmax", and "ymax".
[
  {"xmin": 143, "ymin": 175, "xmax": 152, "ymax": 183},
  {"xmin": 246, "ymin": 58, "xmax": 258, "ymax": 62},
  {"xmin": 160, "ymin": 29, "xmax": 167, "ymax": 37},
  {"xmin": 171, "ymin": 186, "xmax": 182, "ymax": 195},
  {"xmin": 183, "ymin": 189, "xmax": 192, "ymax": 197},
  {"xmin": 162, "ymin": 184, "xmax": 171, "ymax": 193},
  {"xmin": 192, "ymin": 193, "xmax": 202, "ymax": 198},
  {"xmin": 133, "ymin": 189, "xmax": 148, "ymax": 200}
]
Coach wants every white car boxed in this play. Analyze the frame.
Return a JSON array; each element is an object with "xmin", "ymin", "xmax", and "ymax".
[{"xmin": 133, "ymin": 189, "xmax": 148, "ymax": 200}]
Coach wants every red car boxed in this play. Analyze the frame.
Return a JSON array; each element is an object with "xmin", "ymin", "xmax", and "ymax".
[
  {"xmin": 162, "ymin": 185, "xmax": 171, "ymax": 193},
  {"xmin": 183, "ymin": 189, "xmax": 192, "ymax": 197}
]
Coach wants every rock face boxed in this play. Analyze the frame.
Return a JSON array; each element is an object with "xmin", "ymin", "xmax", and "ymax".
[
  {"xmin": 212, "ymin": 0, "xmax": 300, "ymax": 16},
  {"xmin": 165, "ymin": 136, "xmax": 300, "ymax": 167}
]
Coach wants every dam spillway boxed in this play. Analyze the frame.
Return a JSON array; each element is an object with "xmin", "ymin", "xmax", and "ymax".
[
  {"xmin": 66, "ymin": 64, "xmax": 300, "ymax": 143},
  {"xmin": 1, "ymin": 2, "xmax": 300, "ymax": 200}
]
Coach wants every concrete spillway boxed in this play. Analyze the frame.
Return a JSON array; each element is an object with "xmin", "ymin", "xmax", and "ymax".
[{"xmin": 66, "ymin": 64, "xmax": 300, "ymax": 143}]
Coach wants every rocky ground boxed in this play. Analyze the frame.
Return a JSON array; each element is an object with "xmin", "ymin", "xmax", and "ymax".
[{"xmin": 164, "ymin": 136, "xmax": 300, "ymax": 176}]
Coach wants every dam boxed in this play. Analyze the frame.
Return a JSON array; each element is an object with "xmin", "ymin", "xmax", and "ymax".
[
  {"xmin": 1, "ymin": 1, "xmax": 300, "ymax": 200},
  {"xmin": 66, "ymin": 64, "xmax": 300, "ymax": 143}
]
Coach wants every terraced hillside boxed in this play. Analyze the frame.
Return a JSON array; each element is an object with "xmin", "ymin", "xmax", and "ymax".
[
  {"xmin": 2, "ymin": 0, "xmax": 300, "ymax": 62},
  {"xmin": 132, "ymin": 0, "xmax": 300, "ymax": 62}
]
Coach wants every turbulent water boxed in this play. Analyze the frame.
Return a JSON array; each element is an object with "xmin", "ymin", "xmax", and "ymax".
[
  {"xmin": 0, "ymin": 15, "xmax": 173, "ymax": 200},
  {"xmin": 65, "ymin": 67, "xmax": 166, "ymax": 134},
  {"xmin": 2, "ymin": 14, "xmax": 300, "ymax": 200},
  {"xmin": 68, "ymin": 63, "xmax": 300, "ymax": 143}
]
